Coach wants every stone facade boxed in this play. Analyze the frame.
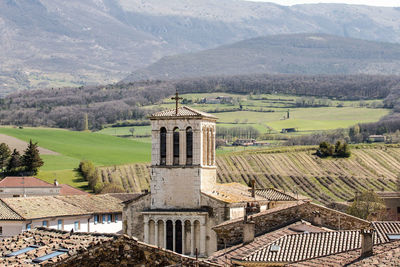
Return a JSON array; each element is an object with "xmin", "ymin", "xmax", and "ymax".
[{"xmin": 213, "ymin": 201, "xmax": 370, "ymax": 248}]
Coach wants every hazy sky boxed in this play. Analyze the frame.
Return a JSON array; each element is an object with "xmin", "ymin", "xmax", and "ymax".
[{"xmin": 247, "ymin": 0, "xmax": 400, "ymax": 7}]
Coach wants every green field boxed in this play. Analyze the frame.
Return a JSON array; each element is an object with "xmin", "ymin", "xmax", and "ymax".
[
  {"xmin": 0, "ymin": 127, "xmax": 150, "ymax": 189},
  {"xmin": 101, "ymin": 93, "xmax": 389, "ymax": 137}
]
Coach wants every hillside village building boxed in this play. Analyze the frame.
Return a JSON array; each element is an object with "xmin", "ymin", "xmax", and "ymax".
[
  {"xmin": 0, "ymin": 194, "xmax": 127, "ymax": 238},
  {"xmin": 124, "ymin": 103, "xmax": 303, "ymax": 257},
  {"xmin": 0, "ymin": 177, "xmax": 89, "ymax": 198}
]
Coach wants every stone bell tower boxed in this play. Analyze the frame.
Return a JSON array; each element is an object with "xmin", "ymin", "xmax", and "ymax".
[{"xmin": 149, "ymin": 95, "xmax": 217, "ymax": 209}]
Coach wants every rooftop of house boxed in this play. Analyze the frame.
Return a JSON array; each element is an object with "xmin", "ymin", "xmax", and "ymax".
[
  {"xmin": 253, "ymin": 188, "xmax": 305, "ymax": 201},
  {"xmin": 233, "ymin": 230, "xmax": 364, "ymax": 264},
  {"xmin": 289, "ymin": 239, "xmax": 400, "ymax": 267},
  {"xmin": 149, "ymin": 106, "xmax": 217, "ymax": 120},
  {"xmin": 208, "ymin": 220, "xmax": 328, "ymax": 265},
  {"xmin": 0, "ymin": 177, "xmax": 58, "ymax": 188},
  {"xmin": 0, "ymin": 194, "xmax": 124, "ymax": 221},
  {"xmin": 372, "ymin": 221, "xmax": 400, "ymax": 244},
  {"xmin": 0, "ymin": 228, "xmax": 219, "ymax": 267},
  {"xmin": 106, "ymin": 193, "xmax": 145, "ymax": 202},
  {"xmin": 201, "ymin": 183, "xmax": 268, "ymax": 204},
  {"xmin": 58, "ymin": 184, "xmax": 89, "ymax": 196}
]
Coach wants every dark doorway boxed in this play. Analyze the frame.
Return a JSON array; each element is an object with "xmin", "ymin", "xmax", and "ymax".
[
  {"xmin": 166, "ymin": 220, "xmax": 173, "ymax": 251},
  {"xmin": 175, "ymin": 220, "xmax": 182, "ymax": 254}
]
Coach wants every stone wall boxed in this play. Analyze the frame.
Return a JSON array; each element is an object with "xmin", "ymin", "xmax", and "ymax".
[
  {"xmin": 51, "ymin": 235, "xmax": 219, "ymax": 267},
  {"xmin": 124, "ymin": 194, "xmax": 151, "ymax": 239},
  {"xmin": 213, "ymin": 201, "xmax": 370, "ymax": 248}
]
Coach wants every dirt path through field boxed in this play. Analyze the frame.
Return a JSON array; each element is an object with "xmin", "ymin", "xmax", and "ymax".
[{"xmin": 0, "ymin": 134, "xmax": 60, "ymax": 155}]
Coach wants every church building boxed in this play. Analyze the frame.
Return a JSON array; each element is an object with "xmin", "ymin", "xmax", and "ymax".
[{"xmin": 123, "ymin": 96, "xmax": 301, "ymax": 257}]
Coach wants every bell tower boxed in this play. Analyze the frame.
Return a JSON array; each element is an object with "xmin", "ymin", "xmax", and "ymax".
[{"xmin": 149, "ymin": 98, "xmax": 217, "ymax": 209}]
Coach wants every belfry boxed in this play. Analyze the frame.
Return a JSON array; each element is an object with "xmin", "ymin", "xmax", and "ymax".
[{"xmin": 123, "ymin": 93, "xmax": 301, "ymax": 257}]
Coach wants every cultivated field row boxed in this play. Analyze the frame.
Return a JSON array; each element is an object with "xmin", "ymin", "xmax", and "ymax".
[{"xmin": 97, "ymin": 147, "xmax": 398, "ymax": 204}]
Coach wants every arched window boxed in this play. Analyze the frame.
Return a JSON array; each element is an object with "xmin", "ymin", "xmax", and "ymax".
[
  {"xmin": 160, "ymin": 127, "xmax": 167, "ymax": 165},
  {"xmin": 173, "ymin": 127, "xmax": 180, "ymax": 165},
  {"xmin": 186, "ymin": 127, "xmax": 193, "ymax": 165}
]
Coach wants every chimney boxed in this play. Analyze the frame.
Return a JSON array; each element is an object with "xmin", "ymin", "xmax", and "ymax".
[
  {"xmin": 312, "ymin": 211, "xmax": 322, "ymax": 226},
  {"xmin": 360, "ymin": 229, "xmax": 374, "ymax": 258},
  {"xmin": 53, "ymin": 179, "xmax": 59, "ymax": 186},
  {"xmin": 251, "ymin": 179, "xmax": 255, "ymax": 198},
  {"xmin": 243, "ymin": 217, "xmax": 255, "ymax": 244}
]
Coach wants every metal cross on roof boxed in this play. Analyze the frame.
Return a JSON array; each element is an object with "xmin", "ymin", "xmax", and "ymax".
[{"xmin": 171, "ymin": 90, "xmax": 183, "ymax": 115}]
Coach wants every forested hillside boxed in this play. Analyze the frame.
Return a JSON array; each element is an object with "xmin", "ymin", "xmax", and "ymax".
[
  {"xmin": 98, "ymin": 146, "xmax": 398, "ymax": 205},
  {"xmin": 123, "ymin": 34, "xmax": 400, "ymax": 82},
  {"xmin": 1, "ymin": 75, "xmax": 398, "ymax": 130},
  {"xmin": 3, "ymin": 0, "xmax": 400, "ymax": 93}
]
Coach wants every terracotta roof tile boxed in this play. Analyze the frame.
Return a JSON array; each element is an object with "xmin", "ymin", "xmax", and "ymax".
[
  {"xmin": 0, "ymin": 177, "xmax": 56, "ymax": 188},
  {"xmin": 54, "ymin": 194, "xmax": 123, "ymax": 214},
  {"xmin": 0, "ymin": 200, "xmax": 22, "ymax": 220},
  {"xmin": 59, "ymin": 184, "xmax": 89, "ymax": 196},
  {"xmin": 254, "ymin": 188, "xmax": 299, "ymax": 201},
  {"xmin": 235, "ymin": 230, "xmax": 361, "ymax": 264},
  {"xmin": 202, "ymin": 183, "xmax": 267, "ymax": 204},
  {"xmin": 208, "ymin": 221, "xmax": 327, "ymax": 265},
  {"xmin": 150, "ymin": 106, "xmax": 217, "ymax": 119},
  {"xmin": 372, "ymin": 221, "xmax": 400, "ymax": 244}
]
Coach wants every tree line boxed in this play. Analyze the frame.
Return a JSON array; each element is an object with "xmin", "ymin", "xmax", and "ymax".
[
  {"xmin": 1, "ymin": 74, "xmax": 400, "ymax": 131},
  {"xmin": 0, "ymin": 141, "xmax": 44, "ymax": 176}
]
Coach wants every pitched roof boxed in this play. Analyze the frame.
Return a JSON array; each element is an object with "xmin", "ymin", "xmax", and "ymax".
[
  {"xmin": 209, "ymin": 221, "xmax": 327, "ymax": 265},
  {"xmin": 234, "ymin": 230, "xmax": 361, "ymax": 264},
  {"xmin": 254, "ymin": 188, "xmax": 299, "ymax": 201},
  {"xmin": 1, "ymin": 196, "xmax": 88, "ymax": 220},
  {"xmin": 0, "ymin": 200, "xmax": 22, "ymax": 220},
  {"xmin": 376, "ymin": 191, "xmax": 400, "ymax": 199},
  {"xmin": 0, "ymin": 177, "xmax": 57, "ymax": 188},
  {"xmin": 290, "ymin": 239, "xmax": 400, "ymax": 267},
  {"xmin": 202, "ymin": 183, "xmax": 267, "ymax": 204},
  {"xmin": 55, "ymin": 194, "xmax": 123, "ymax": 214},
  {"xmin": 150, "ymin": 106, "xmax": 217, "ymax": 119},
  {"xmin": 372, "ymin": 221, "xmax": 400, "ymax": 244},
  {"xmin": 0, "ymin": 194, "xmax": 124, "ymax": 220},
  {"xmin": 107, "ymin": 193, "xmax": 144, "ymax": 202},
  {"xmin": 59, "ymin": 184, "xmax": 89, "ymax": 196},
  {"xmin": 0, "ymin": 228, "xmax": 219, "ymax": 267}
]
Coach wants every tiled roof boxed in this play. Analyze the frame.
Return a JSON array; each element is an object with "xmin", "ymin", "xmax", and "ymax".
[
  {"xmin": 290, "ymin": 239, "xmax": 400, "ymax": 267},
  {"xmin": 372, "ymin": 221, "xmax": 400, "ymax": 244},
  {"xmin": 0, "ymin": 177, "xmax": 57, "ymax": 188},
  {"xmin": 150, "ymin": 106, "xmax": 217, "ymax": 119},
  {"xmin": 0, "ymin": 194, "xmax": 123, "ymax": 220},
  {"xmin": 0, "ymin": 228, "xmax": 219, "ymax": 267},
  {"xmin": 202, "ymin": 183, "xmax": 267, "ymax": 204},
  {"xmin": 235, "ymin": 230, "xmax": 361, "ymax": 264},
  {"xmin": 0, "ymin": 228, "xmax": 115, "ymax": 266},
  {"xmin": 254, "ymin": 188, "xmax": 298, "ymax": 201},
  {"xmin": 0, "ymin": 200, "xmax": 22, "ymax": 220},
  {"xmin": 209, "ymin": 221, "xmax": 327, "ymax": 265},
  {"xmin": 348, "ymin": 240, "xmax": 400, "ymax": 266},
  {"xmin": 59, "ymin": 184, "xmax": 89, "ymax": 196},
  {"xmin": 1, "ymin": 196, "xmax": 88, "ymax": 220},
  {"xmin": 55, "ymin": 194, "xmax": 123, "ymax": 214},
  {"xmin": 107, "ymin": 193, "xmax": 144, "ymax": 202}
]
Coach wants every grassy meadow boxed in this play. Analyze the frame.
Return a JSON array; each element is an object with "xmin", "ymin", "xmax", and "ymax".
[{"xmin": 0, "ymin": 127, "xmax": 150, "ymax": 189}]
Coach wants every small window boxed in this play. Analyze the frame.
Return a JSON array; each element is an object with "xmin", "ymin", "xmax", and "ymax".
[
  {"xmin": 107, "ymin": 214, "xmax": 111, "ymax": 224},
  {"xmin": 57, "ymin": 219, "xmax": 63, "ymax": 230},
  {"xmin": 74, "ymin": 221, "xmax": 80, "ymax": 231},
  {"xmin": 42, "ymin": 221, "xmax": 48, "ymax": 227},
  {"xmin": 397, "ymin": 207, "xmax": 400, "ymax": 213},
  {"xmin": 26, "ymin": 224, "xmax": 31, "ymax": 231},
  {"xmin": 0, "ymin": 226, "xmax": 2, "ymax": 236},
  {"xmin": 13, "ymin": 195, "xmax": 20, "ymax": 197},
  {"xmin": 114, "ymin": 214, "xmax": 118, "ymax": 223},
  {"xmin": 102, "ymin": 215, "xmax": 106, "ymax": 224},
  {"xmin": 387, "ymin": 234, "xmax": 400, "ymax": 240},
  {"xmin": 270, "ymin": 245, "xmax": 280, "ymax": 252},
  {"xmin": 94, "ymin": 215, "xmax": 99, "ymax": 224}
]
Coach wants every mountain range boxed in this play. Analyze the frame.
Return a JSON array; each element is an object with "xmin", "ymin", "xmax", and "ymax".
[
  {"xmin": 123, "ymin": 33, "xmax": 400, "ymax": 82},
  {"xmin": 2, "ymin": 0, "xmax": 400, "ymax": 94}
]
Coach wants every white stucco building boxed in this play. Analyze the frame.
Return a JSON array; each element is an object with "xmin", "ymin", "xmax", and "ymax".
[{"xmin": 0, "ymin": 194, "xmax": 127, "ymax": 239}]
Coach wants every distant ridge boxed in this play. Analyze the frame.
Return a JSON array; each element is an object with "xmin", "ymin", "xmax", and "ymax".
[{"xmin": 122, "ymin": 33, "xmax": 400, "ymax": 82}]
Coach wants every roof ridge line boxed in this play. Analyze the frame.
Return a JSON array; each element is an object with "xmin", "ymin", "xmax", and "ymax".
[{"xmin": 0, "ymin": 198, "xmax": 24, "ymax": 220}]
